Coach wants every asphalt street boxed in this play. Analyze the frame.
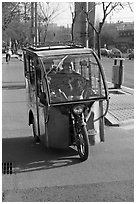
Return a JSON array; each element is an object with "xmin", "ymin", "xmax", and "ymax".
[{"xmin": 2, "ymin": 57, "xmax": 134, "ymax": 202}]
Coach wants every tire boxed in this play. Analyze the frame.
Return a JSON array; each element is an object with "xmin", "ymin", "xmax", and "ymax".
[
  {"xmin": 76, "ymin": 125, "xmax": 89, "ymax": 162},
  {"xmin": 32, "ymin": 119, "xmax": 40, "ymax": 143}
]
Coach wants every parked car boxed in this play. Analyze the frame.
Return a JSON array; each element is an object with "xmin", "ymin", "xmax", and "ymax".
[
  {"xmin": 128, "ymin": 50, "xmax": 134, "ymax": 60},
  {"xmin": 100, "ymin": 48, "xmax": 109, "ymax": 56},
  {"xmin": 107, "ymin": 48, "xmax": 122, "ymax": 58}
]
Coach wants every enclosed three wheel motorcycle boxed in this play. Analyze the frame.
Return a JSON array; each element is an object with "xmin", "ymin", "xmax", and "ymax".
[{"xmin": 23, "ymin": 44, "xmax": 109, "ymax": 161}]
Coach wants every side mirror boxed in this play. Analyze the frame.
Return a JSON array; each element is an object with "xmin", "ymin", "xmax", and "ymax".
[{"xmin": 39, "ymin": 92, "xmax": 47, "ymax": 106}]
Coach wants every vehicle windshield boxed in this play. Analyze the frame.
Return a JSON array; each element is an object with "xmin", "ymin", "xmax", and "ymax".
[{"xmin": 41, "ymin": 53, "xmax": 106, "ymax": 104}]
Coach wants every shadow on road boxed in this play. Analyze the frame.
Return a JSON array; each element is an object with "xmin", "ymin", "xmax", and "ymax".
[{"xmin": 2, "ymin": 136, "xmax": 80, "ymax": 173}]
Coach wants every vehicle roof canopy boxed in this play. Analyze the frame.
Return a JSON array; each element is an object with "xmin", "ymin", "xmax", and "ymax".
[{"xmin": 23, "ymin": 45, "xmax": 93, "ymax": 58}]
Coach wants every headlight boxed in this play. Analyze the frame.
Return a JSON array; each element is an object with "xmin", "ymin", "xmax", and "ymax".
[{"xmin": 73, "ymin": 105, "xmax": 84, "ymax": 115}]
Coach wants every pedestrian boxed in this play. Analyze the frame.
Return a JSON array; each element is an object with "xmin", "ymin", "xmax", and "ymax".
[{"xmin": 6, "ymin": 47, "xmax": 12, "ymax": 64}]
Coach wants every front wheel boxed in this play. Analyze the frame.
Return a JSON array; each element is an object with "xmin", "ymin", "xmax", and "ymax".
[{"xmin": 76, "ymin": 125, "xmax": 89, "ymax": 162}]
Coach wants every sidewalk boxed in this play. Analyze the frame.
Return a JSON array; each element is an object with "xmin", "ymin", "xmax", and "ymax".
[
  {"xmin": 2, "ymin": 54, "xmax": 25, "ymax": 89},
  {"xmin": 104, "ymin": 82, "xmax": 134, "ymax": 126},
  {"xmin": 2, "ymin": 53, "xmax": 23, "ymax": 62},
  {"xmin": 2, "ymin": 55, "xmax": 134, "ymax": 126}
]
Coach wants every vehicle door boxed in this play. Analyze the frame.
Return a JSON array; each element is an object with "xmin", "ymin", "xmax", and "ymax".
[
  {"xmin": 34, "ymin": 58, "xmax": 49, "ymax": 145},
  {"xmin": 23, "ymin": 53, "xmax": 37, "ymax": 116}
]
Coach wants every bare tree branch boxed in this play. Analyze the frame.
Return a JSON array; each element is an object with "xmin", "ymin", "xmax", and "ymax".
[
  {"xmin": 2, "ymin": 2, "xmax": 31, "ymax": 30},
  {"xmin": 78, "ymin": 2, "xmax": 133, "ymax": 58},
  {"xmin": 127, "ymin": 2, "xmax": 133, "ymax": 12},
  {"xmin": 37, "ymin": 2, "xmax": 61, "ymax": 43}
]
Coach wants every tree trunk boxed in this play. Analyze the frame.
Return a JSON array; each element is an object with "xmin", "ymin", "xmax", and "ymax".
[
  {"xmin": 71, "ymin": 22, "xmax": 74, "ymax": 42},
  {"xmin": 97, "ymin": 32, "xmax": 101, "ymax": 59}
]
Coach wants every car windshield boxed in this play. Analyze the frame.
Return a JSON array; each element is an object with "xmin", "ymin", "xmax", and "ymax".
[{"xmin": 41, "ymin": 53, "xmax": 106, "ymax": 104}]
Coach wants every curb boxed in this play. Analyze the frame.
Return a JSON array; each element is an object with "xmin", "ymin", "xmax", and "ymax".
[
  {"xmin": 119, "ymin": 119, "xmax": 134, "ymax": 126},
  {"xmin": 104, "ymin": 113, "xmax": 134, "ymax": 127},
  {"xmin": 121, "ymin": 86, "xmax": 134, "ymax": 95},
  {"xmin": 105, "ymin": 84, "xmax": 134, "ymax": 126},
  {"xmin": 104, "ymin": 112, "xmax": 119, "ymax": 126},
  {"xmin": 2, "ymin": 84, "xmax": 25, "ymax": 89}
]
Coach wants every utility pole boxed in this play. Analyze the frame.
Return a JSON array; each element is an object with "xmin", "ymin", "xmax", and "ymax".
[
  {"xmin": 34, "ymin": 2, "xmax": 38, "ymax": 46},
  {"xmin": 86, "ymin": 2, "xmax": 89, "ymax": 48},
  {"xmin": 24, "ymin": 3, "xmax": 26, "ymax": 36},
  {"xmin": 93, "ymin": 29, "xmax": 95, "ymax": 50},
  {"xmin": 31, "ymin": 2, "xmax": 34, "ymax": 45}
]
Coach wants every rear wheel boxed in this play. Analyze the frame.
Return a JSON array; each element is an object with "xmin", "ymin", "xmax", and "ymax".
[
  {"xmin": 32, "ymin": 119, "xmax": 40, "ymax": 143},
  {"xmin": 76, "ymin": 125, "xmax": 89, "ymax": 162}
]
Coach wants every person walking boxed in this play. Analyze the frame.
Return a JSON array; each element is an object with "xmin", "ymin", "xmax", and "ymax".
[{"xmin": 6, "ymin": 47, "xmax": 12, "ymax": 64}]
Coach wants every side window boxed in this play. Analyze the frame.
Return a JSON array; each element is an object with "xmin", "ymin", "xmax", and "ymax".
[
  {"xmin": 24, "ymin": 55, "xmax": 48, "ymax": 102},
  {"xmin": 36, "ymin": 60, "xmax": 49, "ymax": 103},
  {"xmin": 36, "ymin": 60, "xmax": 43, "ymax": 97},
  {"xmin": 24, "ymin": 54, "xmax": 29, "ymax": 77},
  {"xmin": 29, "ymin": 57, "xmax": 35, "ymax": 85},
  {"xmin": 24, "ymin": 54, "xmax": 35, "ymax": 86}
]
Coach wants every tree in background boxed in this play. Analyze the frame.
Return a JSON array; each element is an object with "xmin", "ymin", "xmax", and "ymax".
[
  {"xmin": 2, "ymin": 2, "xmax": 20, "ymax": 31},
  {"xmin": 37, "ymin": 2, "xmax": 61, "ymax": 44},
  {"xmin": 100, "ymin": 23, "xmax": 118, "ymax": 48},
  {"xmin": 2, "ymin": 2, "xmax": 31, "ymax": 47},
  {"xmin": 69, "ymin": 3, "xmax": 77, "ymax": 42},
  {"xmin": 2, "ymin": 2, "xmax": 133, "ymax": 49},
  {"xmin": 82, "ymin": 2, "xmax": 133, "ymax": 59},
  {"xmin": 2, "ymin": 2, "xmax": 68, "ymax": 46}
]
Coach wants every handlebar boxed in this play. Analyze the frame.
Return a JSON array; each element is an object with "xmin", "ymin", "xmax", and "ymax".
[
  {"xmin": 58, "ymin": 89, "xmax": 85, "ymax": 101},
  {"xmin": 58, "ymin": 89, "xmax": 109, "ymax": 122}
]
